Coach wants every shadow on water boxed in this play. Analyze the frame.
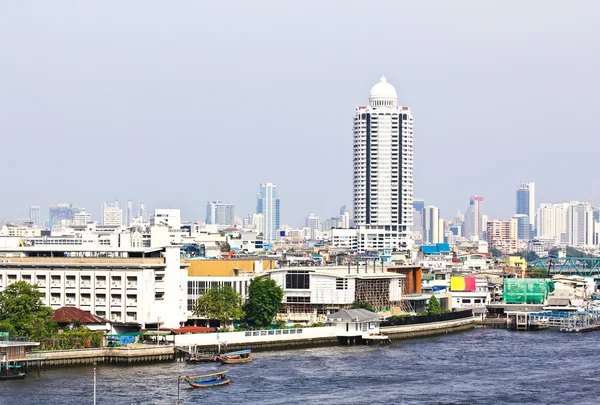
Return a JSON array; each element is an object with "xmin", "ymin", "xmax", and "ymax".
[{"xmin": 2, "ymin": 328, "xmax": 600, "ymax": 404}]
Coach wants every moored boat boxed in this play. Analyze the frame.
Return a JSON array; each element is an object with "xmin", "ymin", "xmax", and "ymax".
[
  {"xmin": 180, "ymin": 371, "xmax": 231, "ymax": 388},
  {"xmin": 217, "ymin": 349, "xmax": 253, "ymax": 365}
]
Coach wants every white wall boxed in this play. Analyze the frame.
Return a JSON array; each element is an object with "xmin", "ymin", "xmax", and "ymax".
[{"xmin": 174, "ymin": 326, "xmax": 337, "ymax": 346}]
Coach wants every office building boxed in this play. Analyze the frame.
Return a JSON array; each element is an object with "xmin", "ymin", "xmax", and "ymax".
[
  {"xmin": 516, "ymin": 182, "xmax": 535, "ymax": 227},
  {"xmin": 566, "ymin": 202, "xmax": 595, "ymax": 248},
  {"xmin": 29, "ymin": 206, "xmax": 41, "ymax": 227},
  {"xmin": 102, "ymin": 202, "xmax": 123, "ymax": 227},
  {"xmin": 352, "ymin": 77, "xmax": 414, "ymax": 250},
  {"xmin": 305, "ymin": 213, "xmax": 320, "ymax": 241},
  {"xmin": 256, "ymin": 183, "xmax": 280, "ymax": 243},
  {"xmin": 205, "ymin": 201, "xmax": 235, "ymax": 227},
  {"xmin": 513, "ymin": 214, "xmax": 532, "ymax": 241},
  {"xmin": 49, "ymin": 203, "xmax": 79, "ymax": 229},
  {"xmin": 422, "ymin": 206, "xmax": 443, "ymax": 245},
  {"xmin": 462, "ymin": 196, "xmax": 484, "ymax": 239},
  {"xmin": 486, "ymin": 219, "xmax": 518, "ymax": 255}
]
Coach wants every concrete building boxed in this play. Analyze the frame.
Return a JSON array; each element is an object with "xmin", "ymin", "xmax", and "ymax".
[
  {"xmin": 353, "ymin": 77, "xmax": 414, "ymax": 250},
  {"xmin": 125, "ymin": 200, "xmax": 134, "ymax": 227},
  {"xmin": 102, "ymin": 202, "xmax": 123, "ymax": 227},
  {"xmin": 536, "ymin": 202, "xmax": 571, "ymax": 243},
  {"xmin": 516, "ymin": 182, "xmax": 535, "ymax": 228},
  {"xmin": 422, "ymin": 206, "xmax": 443, "ymax": 245},
  {"xmin": 49, "ymin": 203, "xmax": 79, "ymax": 230},
  {"xmin": 513, "ymin": 214, "xmax": 532, "ymax": 241},
  {"xmin": 205, "ymin": 201, "xmax": 235, "ymax": 227},
  {"xmin": 486, "ymin": 219, "xmax": 518, "ymax": 255},
  {"xmin": 151, "ymin": 209, "xmax": 181, "ymax": 230},
  {"xmin": 0, "ymin": 246, "xmax": 188, "ymax": 329},
  {"xmin": 566, "ymin": 202, "xmax": 595, "ymax": 248},
  {"xmin": 256, "ymin": 183, "xmax": 280, "ymax": 243},
  {"xmin": 330, "ymin": 228, "xmax": 359, "ymax": 250},
  {"xmin": 73, "ymin": 211, "xmax": 92, "ymax": 226},
  {"xmin": 29, "ymin": 206, "xmax": 41, "ymax": 227},
  {"xmin": 305, "ymin": 213, "xmax": 320, "ymax": 241},
  {"xmin": 266, "ymin": 266, "xmax": 403, "ymax": 323}
]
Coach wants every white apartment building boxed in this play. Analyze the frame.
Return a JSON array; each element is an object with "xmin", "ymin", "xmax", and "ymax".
[
  {"xmin": 305, "ymin": 213, "xmax": 320, "ymax": 241},
  {"xmin": 330, "ymin": 228, "xmax": 358, "ymax": 250},
  {"xmin": 567, "ymin": 202, "xmax": 595, "ymax": 248},
  {"xmin": 353, "ymin": 77, "xmax": 414, "ymax": 250},
  {"xmin": 151, "ymin": 209, "xmax": 181, "ymax": 229},
  {"xmin": 0, "ymin": 246, "xmax": 187, "ymax": 328},
  {"xmin": 536, "ymin": 202, "xmax": 571, "ymax": 242},
  {"xmin": 103, "ymin": 206, "xmax": 123, "ymax": 227},
  {"xmin": 422, "ymin": 206, "xmax": 444, "ymax": 245},
  {"xmin": 73, "ymin": 211, "xmax": 92, "ymax": 226}
]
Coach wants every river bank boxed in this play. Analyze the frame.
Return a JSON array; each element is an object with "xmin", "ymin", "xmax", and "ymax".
[{"xmin": 29, "ymin": 316, "xmax": 475, "ymax": 368}]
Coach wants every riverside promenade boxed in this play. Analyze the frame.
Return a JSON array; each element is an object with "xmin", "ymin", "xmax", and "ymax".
[{"xmin": 31, "ymin": 312, "xmax": 475, "ymax": 368}]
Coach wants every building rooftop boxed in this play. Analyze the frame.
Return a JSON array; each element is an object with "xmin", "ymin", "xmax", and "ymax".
[
  {"xmin": 52, "ymin": 307, "xmax": 110, "ymax": 324},
  {"xmin": 327, "ymin": 309, "xmax": 381, "ymax": 323},
  {"xmin": 267, "ymin": 266, "xmax": 405, "ymax": 280}
]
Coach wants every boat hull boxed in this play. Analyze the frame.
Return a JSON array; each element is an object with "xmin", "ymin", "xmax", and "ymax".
[
  {"xmin": 185, "ymin": 378, "xmax": 231, "ymax": 388},
  {"xmin": 218, "ymin": 357, "xmax": 253, "ymax": 365}
]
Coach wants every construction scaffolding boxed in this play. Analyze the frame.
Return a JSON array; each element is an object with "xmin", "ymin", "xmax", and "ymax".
[{"xmin": 354, "ymin": 278, "xmax": 399, "ymax": 312}]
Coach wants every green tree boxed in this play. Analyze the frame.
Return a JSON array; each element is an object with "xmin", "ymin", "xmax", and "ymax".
[
  {"xmin": 0, "ymin": 281, "xmax": 57, "ymax": 340},
  {"xmin": 515, "ymin": 250, "xmax": 540, "ymax": 262},
  {"xmin": 489, "ymin": 247, "xmax": 503, "ymax": 258},
  {"xmin": 244, "ymin": 277, "xmax": 284, "ymax": 327},
  {"xmin": 350, "ymin": 301, "xmax": 375, "ymax": 312},
  {"xmin": 0, "ymin": 321, "xmax": 16, "ymax": 336},
  {"xmin": 426, "ymin": 295, "xmax": 443, "ymax": 315},
  {"xmin": 191, "ymin": 286, "xmax": 244, "ymax": 329}
]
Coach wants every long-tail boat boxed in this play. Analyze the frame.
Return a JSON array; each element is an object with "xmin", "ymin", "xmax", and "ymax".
[
  {"xmin": 216, "ymin": 349, "xmax": 253, "ymax": 365},
  {"xmin": 180, "ymin": 370, "xmax": 231, "ymax": 388}
]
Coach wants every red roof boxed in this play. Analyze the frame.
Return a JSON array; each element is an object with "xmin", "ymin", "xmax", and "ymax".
[
  {"xmin": 170, "ymin": 326, "xmax": 215, "ymax": 334},
  {"xmin": 52, "ymin": 307, "xmax": 110, "ymax": 324}
]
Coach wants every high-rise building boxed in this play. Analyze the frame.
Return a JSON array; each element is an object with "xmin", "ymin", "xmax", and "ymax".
[
  {"xmin": 513, "ymin": 214, "xmax": 532, "ymax": 241},
  {"xmin": 102, "ymin": 202, "xmax": 123, "ymax": 227},
  {"xmin": 422, "ymin": 206, "xmax": 443, "ymax": 244},
  {"xmin": 29, "ymin": 206, "xmax": 41, "ymax": 227},
  {"xmin": 462, "ymin": 196, "xmax": 484, "ymax": 239},
  {"xmin": 305, "ymin": 213, "xmax": 320, "ymax": 240},
  {"xmin": 352, "ymin": 77, "xmax": 414, "ymax": 249},
  {"xmin": 486, "ymin": 219, "xmax": 518, "ymax": 255},
  {"xmin": 516, "ymin": 182, "xmax": 535, "ymax": 227},
  {"xmin": 73, "ymin": 211, "xmax": 91, "ymax": 226},
  {"xmin": 125, "ymin": 200, "xmax": 134, "ymax": 227},
  {"xmin": 413, "ymin": 199, "xmax": 425, "ymax": 213},
  {"xmin": 566, "ymin": 202, "xmax": 595, "ymax": 248},
  {"xmin": 49, "ymin": 203, "xmax": 78, "ymax": 229},
  {"xmin": 256, "ymin": 183, "xmax": 280, "ymax": 242},
  {"xmin": 205, "ymin": 201, "xmax": 235, "ymax": 226}
]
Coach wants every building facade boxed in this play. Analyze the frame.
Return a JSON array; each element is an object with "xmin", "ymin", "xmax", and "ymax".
[
  {"xmin": 205, "ymin": 201, "xmax": 235, "ymax": 227},
  {"xmin": 256, "ymin": 183, "xmax": 280, "ymax": 243},
  {"xmin": 516, "ymin": 182, "xmax": 535, "ymax": 227},
  {"xmin": 352, "ymin": 77, "xmax": 414, "ymax": 250},
  {"xmin": 29, "ymin": 206, "xmax": 41, "ymax": 227},
  {"xmin": 486, "ymin": 219, "xmax": 518, "ymax": 255}
]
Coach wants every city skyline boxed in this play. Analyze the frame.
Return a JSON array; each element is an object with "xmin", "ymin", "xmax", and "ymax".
[{"xmin": 2, "ymin": 2, "xmax": 600, "ymax": 223}]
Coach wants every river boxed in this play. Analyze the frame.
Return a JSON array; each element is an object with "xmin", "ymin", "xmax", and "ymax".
[{"xmin": 2, "ymin": 328, "xmax": 600, "ymax": 404}]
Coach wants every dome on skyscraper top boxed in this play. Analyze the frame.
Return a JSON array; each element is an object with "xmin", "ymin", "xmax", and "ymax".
[{"xmin": 369, "ymin": 76, "xmax": 397, "ymax": 106}]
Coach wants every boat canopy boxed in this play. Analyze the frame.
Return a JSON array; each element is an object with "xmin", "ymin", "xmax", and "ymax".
[{"xmin": 222, "ymin": 349, "xmax": 251, "ymax": 356}]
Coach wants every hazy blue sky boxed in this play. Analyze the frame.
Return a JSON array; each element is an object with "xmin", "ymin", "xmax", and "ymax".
[{"xmin": 1, "ymin": 1, "xmax": 599, "ymax": 225}]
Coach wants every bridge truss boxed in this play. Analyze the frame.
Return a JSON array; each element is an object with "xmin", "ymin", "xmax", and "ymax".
[{"xmin": 527, "ymin": 257, "xmax": 600, "ymax": 277}]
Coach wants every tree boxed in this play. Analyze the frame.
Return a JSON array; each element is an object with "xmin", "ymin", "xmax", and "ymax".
[
  {"xmin": 0, "ymin": 281, "xmax": 57, "ymax": 340},
  {"xmin": 244, "ymin": 277, "xmax": 284, "ymax": 327},
  {"xmin": 350, "ymin": 301, "xmax": 375, "ymax": 313},
  {"xmin": 191, "ymin": 286, "xmax": 244, "ymax": 329},
  {"xmin": 515, "ymin": 250, "xmax": 540, "ymax": 262},
  {"xmin": 426, "ymin": 295, "xmax": 443, "ymax": 315},
  {"xmin": 489, "ymin": 247, "xmax": 503, "ymax": 258}
]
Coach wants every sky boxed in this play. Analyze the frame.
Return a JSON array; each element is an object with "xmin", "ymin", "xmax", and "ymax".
[{"xmin": 1, "ymin": 1, "xmax": 600, "ymax": 225}]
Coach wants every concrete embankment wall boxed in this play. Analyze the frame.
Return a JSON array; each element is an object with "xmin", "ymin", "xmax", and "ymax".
[
  {"xmin": 33, "ymin": 346, "xmax": 174, "ymax": 367},
  {"xmin": 34, "ymin": 318, "xmax": 475, "ymax": 368},
  {"xmin": 382, "ymin": 317, "xmax": 475, "ymax": 340}
]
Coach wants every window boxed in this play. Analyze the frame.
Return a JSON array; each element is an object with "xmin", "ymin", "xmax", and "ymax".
[
  {"xmin": 336, "ymin": 278, "xmax": 348, "ymax": 290},
  {"xmin": 286, "ymin": 296, "xmax": 310, "ymax": 303},
  {"xmin": 285, "ymin": 271, "xmax": 310, "ymax": 290}
]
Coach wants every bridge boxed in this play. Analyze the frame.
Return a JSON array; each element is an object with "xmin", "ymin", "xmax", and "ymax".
[{"xmin": 527, "ymin": 257, "xmax": 600, "ymax": 277}]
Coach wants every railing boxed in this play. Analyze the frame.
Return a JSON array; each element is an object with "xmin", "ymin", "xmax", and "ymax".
[{"xmin": 243, "ymin": 328, "xmax": 304, "ymax": 337}]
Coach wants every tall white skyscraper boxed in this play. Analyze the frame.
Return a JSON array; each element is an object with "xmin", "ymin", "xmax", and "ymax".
[
  {"xmin": 305, "ymin": 213, "xmax": 320, "ymax": 241},
  {"xmin": 352, "ymin": 77, "xmax": 414, "ymax": 249},
  {"xmin": 422, "ymin": 206, "xmax": 443, "ymax": 244},
  {"xmin": 29, "ymin": 205, "xmax": 41, "ymax": 227},
  {"xmin": 256, "ymin": 183, "xmax": 280, "ymax": 243},
  {"xmin": 516, "ymin": 182, "xmax": 535, "ymax": 227},
  {"xmin": 125, "ymin": 200, "xmax": 134, "ymax": 227},
  {"xmin": 566, "ymin": 202, "xmax": 595, "ymax": 247}
]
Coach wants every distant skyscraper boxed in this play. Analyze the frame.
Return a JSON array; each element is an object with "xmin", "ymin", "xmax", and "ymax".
[
  {"xmin": 125, "ymin": 200, "xmax": 134, "ymax": 227},
  {"xmin": 305, "ymin": 213, "xmax": 320, "ymax": 240},
  {"xmin": 422, "ymin": 206, "xmax": 442, "ymax": 244},
  {"xmin": 49, "ymin": 203, "xmax": 78, "ymax": 229},
  {"xmin": 205, "ymin": 201, "xmax": 235, "ymax": 226},
  {"xmin": 413, "ymin": 199, "xmax": 425, "ymax": 213},
  {"xmin": 29, "ymin": 206, "xmax": 41, "ymax": 227},
  {"xmin": 139, "ymin": 202, "xmax": 146, "ymax": 222},
  {"xmin": 516, "ymin": 182, "xmax": 535, "ymax": 227},
  {"xmin": 73, "ymin": 211, "xmax": 91, "ymax": 226},
  {"xmin": 462, "ymin": 196, "xmax": 484, "ymax": 239},
  {"xmin": 256, "ymin": 183, "xmax": 280, "ymax": 242},
  {"xmin": 352, "ymin": 77, "xmax": 414, "ymax": 248},
  {"xmin": 566, "ymin": 202, "xmax": 594, "ymax": 247},
  {"xmin": 102, "ymin": 202, "xmax": 123, "ymax": 226}
]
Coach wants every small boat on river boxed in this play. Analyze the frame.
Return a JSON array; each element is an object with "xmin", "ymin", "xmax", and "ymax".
[
  {"xmin": 217, "ymin": 349, "xmax": 252, "ymax": 365},
  {"xmin": 180, "ymin": 370, "xmax": 231, "ymax": 388}
]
